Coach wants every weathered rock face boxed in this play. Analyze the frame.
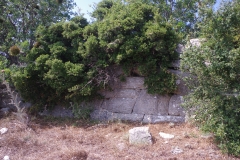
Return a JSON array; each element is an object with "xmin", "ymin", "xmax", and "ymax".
[
  {"xmin": 129, "ymin": 127, "xmax": 152, "ymax": 145},
  {"xmin": 91, "ymin": 76, "xmax": 186, "ymax": 123}
]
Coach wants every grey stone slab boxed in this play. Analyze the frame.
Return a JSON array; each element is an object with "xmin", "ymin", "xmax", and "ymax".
[
  {"xmin": 99, "ymin": 89, "xmax": 140, "ymax": 99},
  {"xmin": 101, "ymin": 98, "xmax": 136, "ymax": 114},
  {"xmin": 120, "ymin": 77, "xmax": 146, "ymax": 89},
  {"xmin": 114, "ymin": 89, "xmax": 141, "ymax": 98},
  {"xmin": 90, "ymin": 109, "xmax": 144, "ymax": 122},
  {"xmin": 142, "ymin": 115, "xmax": 185, "ymax": 123},
  {"xmin": 132, "ymin": 90, "xmax": 158, "ymax": 115},
  {"xmin": 157, "ymin": 95, "xmax": 171, "ymax": 115},
  {"xmin": 108, "ymin": 112, "xmax": 144, "ymax": 122},
  {"xmin": 168, "ymin": 95, "xmax": 185, "ymax": 116}
]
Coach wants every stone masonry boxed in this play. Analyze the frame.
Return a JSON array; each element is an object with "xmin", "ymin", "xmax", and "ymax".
[{"xmin": 90, "ymin": 44, "xmax": 187, "ymax": 123}]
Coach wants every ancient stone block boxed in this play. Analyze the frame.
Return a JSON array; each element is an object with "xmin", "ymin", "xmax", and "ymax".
[
  {"xmin": 99, "ymin": 89, "xmax": 140, "ymax": 99},
  {"xmin": 168, "ymin": 95, "xmax": 185, "ymax": 116},
  {"xmin": 108, "ymin": 112, "xmax": 144, "ymax": 122},
  {"xmin": 132, "ymin": 90, "xmax": 158, "ymax": 115},
  {"xmin": 101, "ymin": 98, "xmax": 136, "ymax": 114},
  {"xmin": 157, "ymin": 95, "xmax": 171, "ymax": 115},
  {"xmin": 142, "ymin": 115, "xmax": 185, "ymax": 123},
  {"xmin": 90, "ymin": 109, "xmax": 144, "ymax": 122}
]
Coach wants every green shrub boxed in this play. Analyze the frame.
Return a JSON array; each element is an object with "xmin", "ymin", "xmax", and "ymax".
[
  {"xmin": 181, "ymin": 1, "xmax": 240, "ymax": 156},
  {"xmin": 10, "ymin": 2, "xmax": 180, "ymax": 110}
]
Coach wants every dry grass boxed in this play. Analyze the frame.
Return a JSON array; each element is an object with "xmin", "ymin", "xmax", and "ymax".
[{"xmin": 0, "ymin": 116, "xmax": 239, "ymax": 160}]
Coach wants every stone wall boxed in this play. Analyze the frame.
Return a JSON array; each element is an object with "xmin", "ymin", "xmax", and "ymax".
[
  {"xmin": 90, "ymin": 44, "xmax": 188, "ymax": 123},
  {"xmin": 0, "ymin": 44, "xmax": 188, "ymax": 123},
  {"xmin": 91, "ymin": 76, "xmax": 187, "ymax": 123}
]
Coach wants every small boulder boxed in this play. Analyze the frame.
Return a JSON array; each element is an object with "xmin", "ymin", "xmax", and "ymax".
[{"xmin": 129, "ymin": 127, "xmax": 152, "ymax": 145}]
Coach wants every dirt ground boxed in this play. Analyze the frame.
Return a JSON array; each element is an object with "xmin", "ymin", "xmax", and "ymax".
[{"xmin": 0, "ymin": 116, "xmax": 239, "ymax": 160}]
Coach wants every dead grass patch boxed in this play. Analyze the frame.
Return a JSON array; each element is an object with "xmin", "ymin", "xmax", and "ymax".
[{"xmin": 0, "ymin": 117, "xmax": 239, "ymax": 160}]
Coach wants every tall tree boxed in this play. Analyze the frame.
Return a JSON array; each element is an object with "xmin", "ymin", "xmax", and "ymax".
[{"xmin": 0, "ymin": 0, "xmax": 76, "ymax": 52}]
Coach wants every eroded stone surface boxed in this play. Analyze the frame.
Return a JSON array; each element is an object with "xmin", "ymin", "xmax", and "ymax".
[
  {"xmin": 102, "ymin": 98, "xmax": 136, "ymax": 114},
  {"xmin": 142, "ymin": 115, "xmax": 185, "ymax": 123},
  {"xmin": 99, "ymin": 89, "xmax": 140, "ymax": 99},
  {"xmin": 90, "ymin": 109, "xmax": 144, "ymax": 122},
  {"xmin": 133, "ymin": 90, "xmax": 158, "ymax": 114},
  {"xmin": 168, "ymin": 95, "xmax": 185, "ymax": 116},
  {"xmin": 157, "ymin": 95, "xmax": 171, "ymax": 115}
]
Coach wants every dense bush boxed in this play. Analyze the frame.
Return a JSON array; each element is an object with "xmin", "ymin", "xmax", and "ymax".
[
  {"xmin": 10, "ymin": 1, "xmax": 180, "ymax": 108},
  {"xmin": 181, "ymin": 1, "xmax": 240, "ymax": 156}
]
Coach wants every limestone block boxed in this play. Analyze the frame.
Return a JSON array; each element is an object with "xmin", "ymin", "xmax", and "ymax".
[
  {"xmin": 90, "ymin": 109, "xmax": 144, "ymax": 122},
  {"xmin": 99, "ymin": 89, "xmax": 140, "ymax": 99},
  {"xmin": 142, "ymin": 115, "xmax": 185, "ymax": 123},
  {"xmin": 120, "ymin": 77, "xmax": 146, "ymax": 89},
  {"xmin": 108, "ymin": 112, "xmax": 144, "ymax": 122},
  {"xmin": 129, "ymin": 127, "xmax": 152, "ymax": 145},
  {"xmin": 101, "ymin": 98, "xmax": 136, "ymax": 114},
  {"xmin": 114, "ymin": 89, "xmax": 141, "ymax": 98},
  {"xmin": 168, "ymin": 95, "xmax": 185, "ymax": 116},
  {"xmin": 157, "ymin": 95, "xmax": 171, "ymax": 115},
  {"xmin": 132, "ymin": 90, "xmax": 158, "ymax": 115}
]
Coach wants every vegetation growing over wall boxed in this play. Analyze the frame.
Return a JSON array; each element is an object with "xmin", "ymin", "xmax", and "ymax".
[{"xmin": 11, "ymin": 1, "xmax": 180, "ymax": 106}]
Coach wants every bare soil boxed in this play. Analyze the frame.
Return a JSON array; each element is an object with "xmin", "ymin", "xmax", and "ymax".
[{"xmin": 0, "ymin": 116, "xmax": 239, "ymax": 160}]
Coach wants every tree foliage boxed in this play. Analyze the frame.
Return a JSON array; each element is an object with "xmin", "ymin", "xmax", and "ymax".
[
  {"xmin": 181, "ymin": 1, "xmax": 240, "ymax": 156},
  {"xmin": 0, "ymin": 0, "xmax": 76, "ymax": 51}
]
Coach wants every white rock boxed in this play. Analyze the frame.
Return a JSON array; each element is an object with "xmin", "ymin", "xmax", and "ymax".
[
  {"xmin": 0, "ymin": 128, "xmax": 8, "ymax": 134},
  {"xmin": 159, "ymin": 132, "xmax": 174, "ymax": 139},
  {"xmin": 3, "ymin": 155, "xmax": 10, "ymax": 160},
  {"xmin": 172, "ymin": 146, "xmax": 183, "ymax": 154},
  {"xmin": 129, "ymin": 127, "xmax": 152, "ymax": 145}
]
